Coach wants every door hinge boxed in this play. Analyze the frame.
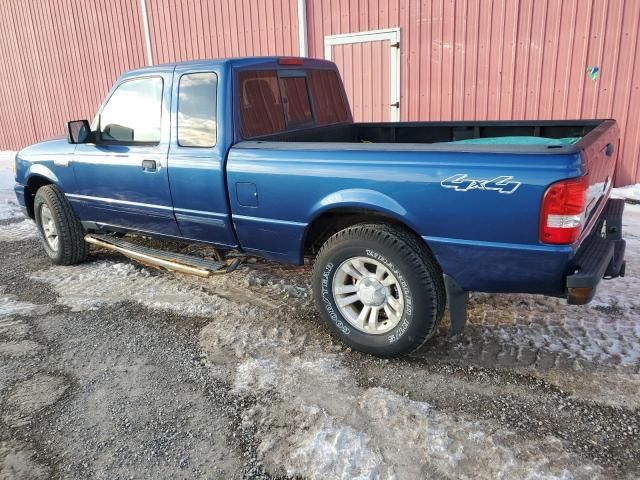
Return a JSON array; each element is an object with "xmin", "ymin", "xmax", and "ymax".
[
  {"xmin": 390, "ymin": 41, "xmax": 400, "ymax": 48},
  {"xmin": 390, "ymin": 102, "xmax": 400, "ymax": 108}
]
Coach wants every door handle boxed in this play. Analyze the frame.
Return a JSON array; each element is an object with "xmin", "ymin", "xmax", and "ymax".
[{"xmin": 142, "ymin": 159, "xmax": 157, "ymax": 171}]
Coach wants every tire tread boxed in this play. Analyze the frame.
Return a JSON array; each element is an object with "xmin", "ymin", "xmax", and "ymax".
[
  {"xmin": 313, "ymin": 222, "xmax": 446, "ymax": 357},
  {"xmin": 35, "ymin": 185, "xmax": 88, "ymax": 265}
]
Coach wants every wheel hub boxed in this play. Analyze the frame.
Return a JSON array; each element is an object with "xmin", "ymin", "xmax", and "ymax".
[
  {"xmin": 357, "ymin": 277, "xmax": 387, "ymax": 306},
  {"xmin": 39, "ymin": 204, "xmax": 59, "ymax": 252},
  {"xmin": 332, "ymin": 256, "xmax": 405, "ymax": 335}
]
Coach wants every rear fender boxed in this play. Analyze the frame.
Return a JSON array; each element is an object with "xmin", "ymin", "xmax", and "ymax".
[{"xmin": 308, "ymin": 188, "xmax": 418, "ymax": 229}]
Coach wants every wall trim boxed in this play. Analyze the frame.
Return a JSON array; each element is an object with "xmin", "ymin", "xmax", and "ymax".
[
  {"xmin": 139, "ymin": 0, "xmax": 153, "ymax": 65},
  {"xmin": 297, "ymin": 0, "xmax": 308, "ymax": 57}
]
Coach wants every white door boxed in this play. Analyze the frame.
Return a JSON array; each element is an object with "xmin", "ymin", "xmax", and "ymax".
[{"xmin": 324, "ymin": 28, "xmax": 400, "ymax": 122}]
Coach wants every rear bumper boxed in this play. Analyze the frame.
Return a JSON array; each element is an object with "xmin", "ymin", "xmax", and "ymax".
[{"xmin": 566, "ymin": 198, "xmax": 626, "ymax": 305}]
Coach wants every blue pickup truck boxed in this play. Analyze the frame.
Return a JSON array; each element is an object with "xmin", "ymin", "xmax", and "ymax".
[{"xmin": 14, "ymin": 57, "xmax": 626, "ymax": 357}]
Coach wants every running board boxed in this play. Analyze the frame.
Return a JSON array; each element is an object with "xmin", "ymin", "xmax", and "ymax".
[{"xmin": 85, "ymin": 234, "xmax": 228, "ymax": 277}]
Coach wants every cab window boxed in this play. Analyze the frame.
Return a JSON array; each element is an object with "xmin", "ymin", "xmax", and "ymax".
[
  {"xmin": 238, "ymin": 70, "xmax": 286, "ymax": 138},
  {"xmin": 279, "ymin": 75, "xmax": 313, "ymax": 127},
  {"xmin": 177, "ymin": 72, "xmax": 218, "ymax": 147},
  {"xmin": 307, "ymin": 69, "xmax": 349, "ymax": 124},
  {"xmin": 99, "ymin": 76, "xmax": 163, "ymax": 144},
  {"xmin": 238, "ymin": 68, "xmax": 349, "ymax": 139}
]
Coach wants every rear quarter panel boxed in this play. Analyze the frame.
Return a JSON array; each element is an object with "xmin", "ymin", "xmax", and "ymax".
[{"xmin": 227, "ymin": 142, "xmax": 581, "ymax": 293}]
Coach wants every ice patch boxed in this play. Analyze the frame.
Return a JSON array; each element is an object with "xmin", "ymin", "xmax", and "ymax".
[
  {"xmin": 0, "ymin": 295, "xmax": 49, "ymax": 318},
  {"xmin": 231, "ymin": 354, "xmax": 603, "ymax": 479},
  {"xmin": 0, "ymin": 219, "xmax": 37, "ymax": 242},
  {"xmin": 288, "ymin": 408, "xmax": 384, "ymax": 480},
  {"xmin": 31, "ymin": 260, "xmax": 257, "ymax": 317}
]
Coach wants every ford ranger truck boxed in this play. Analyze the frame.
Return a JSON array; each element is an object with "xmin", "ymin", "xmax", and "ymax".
[{"xmin": 13, "ymin": 57, "xmax": 626, "ymax": 357}]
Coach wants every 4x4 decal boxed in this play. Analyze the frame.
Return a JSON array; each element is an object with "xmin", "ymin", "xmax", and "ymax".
[{"xmin": 441, "ymin": 174, "xmax": 521, "ymax": 194}]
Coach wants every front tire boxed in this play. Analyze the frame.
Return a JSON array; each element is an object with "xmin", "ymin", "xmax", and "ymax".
[
  {"xmin": 34, "ymin": 185, "xmax": 88, "ymax": 265},
  {"xmin": 312, "ymin": 223, "xmax": 445, "ymax": 357}
]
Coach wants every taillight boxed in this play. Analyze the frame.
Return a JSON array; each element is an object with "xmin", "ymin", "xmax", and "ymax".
[
  {"xmin": 539, "ymin": 176, "xmax": 588, "ymax": 244},
  {"xmin": 278, "ymin": 57, "xmax": 304, "ymax": 65}
]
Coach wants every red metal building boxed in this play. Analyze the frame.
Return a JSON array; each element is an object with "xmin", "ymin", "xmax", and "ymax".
[{"xmin": 0, "ymin": 0, "xmax": 639, "ymax": 185}]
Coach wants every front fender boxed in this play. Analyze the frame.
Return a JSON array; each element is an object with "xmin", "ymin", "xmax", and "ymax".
[{"xmin": 26, "ymin": 164, "xmax": 60, "ymax": 187}]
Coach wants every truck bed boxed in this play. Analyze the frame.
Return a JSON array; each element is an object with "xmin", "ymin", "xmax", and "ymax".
[
  {"xmin": 228, "ymin": 118, "xmax": 618, "ymax": 296},
  {"xmin": 251, "ymin": 119, "xmax": 603, "ymax": 153}
]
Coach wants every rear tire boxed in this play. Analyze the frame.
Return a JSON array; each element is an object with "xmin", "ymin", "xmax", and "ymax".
[
  {"xmin": 34, "ymin": 185, "xmax": 88, "ymax": 265},
  {"xmin": 312, "ymin": 223, "xmax": 445, "ymax": 357}
]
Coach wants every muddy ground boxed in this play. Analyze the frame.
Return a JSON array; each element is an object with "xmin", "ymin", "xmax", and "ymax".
[{"xmin": 0, "ymin": 208, "xmax": 639, "ymax": 479}]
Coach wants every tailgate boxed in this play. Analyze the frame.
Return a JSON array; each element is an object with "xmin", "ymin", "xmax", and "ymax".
[{"xmin": 577, "ymin": 119, "xmax": 619, "ymax": 244}]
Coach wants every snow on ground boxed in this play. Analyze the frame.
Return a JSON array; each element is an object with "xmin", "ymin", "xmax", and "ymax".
[
  {"xmin": 230, "ymin": 354, "xmax": 603, "ymax": 479},
  {"xmin": 30, "ymin": 260, "xmax": 259, "ymax": 317},
  {"xmin": 0, "ymin": 151, "xmax": 37, "ymax": 240},
  {"xmin": 0, "ymin": 151, "xmax": 21, "ymax": 221},
  {"xmin": 612, "ymin": 184, "xmax": 640, "ymax": 203},
  {"xmin": 0, "ymin": 293, "xmax": 50, "ymax": 318}
]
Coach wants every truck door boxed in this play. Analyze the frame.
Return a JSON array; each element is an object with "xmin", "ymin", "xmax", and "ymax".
[
  {"xmin": 68, "ymin": 68, "xmax": 181, "ymax": 236},
  {"xmin": 166, "ymin": 65, "xmax": 238, "ymax": 247}
]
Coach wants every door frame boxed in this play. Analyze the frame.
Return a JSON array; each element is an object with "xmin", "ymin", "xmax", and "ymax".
[{"xmin": 324, "ymin": 27, "xmax": 401, "ymax": 121}]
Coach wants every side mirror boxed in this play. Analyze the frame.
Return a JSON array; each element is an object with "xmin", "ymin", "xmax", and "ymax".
[{"xmin": 67, "ymin": 120, "xmax": 90, "ymax": 144}]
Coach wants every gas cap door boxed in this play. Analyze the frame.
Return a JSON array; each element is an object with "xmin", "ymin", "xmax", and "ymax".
[{"xmin": 236, "ymin": 182, "xmax": 259, "ymax": 207}]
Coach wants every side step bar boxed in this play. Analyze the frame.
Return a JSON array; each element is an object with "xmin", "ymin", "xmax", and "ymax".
[{"xmin": 85, "ymin": 234, "xmax": 228, "ymax": 277}]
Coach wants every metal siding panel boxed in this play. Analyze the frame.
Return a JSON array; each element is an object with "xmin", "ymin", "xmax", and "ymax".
[
  {"xmin": 612, "ymin": 0, "xmax": 640, "ymax": 185},
  {"xmin": 621, "ymin": 1, "xmax": 640, "ymax": 184},
  {"xmin": 499, "ymin": 0, "xmax": 518, "ymax": 119},
  {"xmin": 487, "ymin": 0, "xmax": 505, "ymax": 120},
  {"xmin": 0, "ymin": 3, "xmax": 25, "ymax": 146}
]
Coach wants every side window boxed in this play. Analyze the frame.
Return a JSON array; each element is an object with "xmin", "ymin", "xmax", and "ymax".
[
  {"xmin": 99, "ymin": 76, "xmax": 163, "ymax": 143},
  {"xmin": 307, "ymin": 69, "xmax": 349, "ymax": 124},
  {"xmin": 278, "ymin": 76, "xmax": 312, "ymax": 126},
  {"xmin": 178, "ymin": 72, "xmax": 218, "ymax": 147},
  {"xmin": 239, "ymin": 70, "xmax": 285, "ymax": 138}
]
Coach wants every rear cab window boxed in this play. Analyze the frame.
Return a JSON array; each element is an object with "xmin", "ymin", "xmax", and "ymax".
[{"xmin": 238, "ymin": 68, "xmax": 349, "ymax": 139}]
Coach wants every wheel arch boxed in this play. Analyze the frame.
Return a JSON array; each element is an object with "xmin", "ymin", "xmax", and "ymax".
[
  {"xmin": 302, "ymin": 202, "xmax": 437, "ymax": 266},
  {"xmin": 24, "ymin": 172, "xmax": 58, "ymax": 218}
]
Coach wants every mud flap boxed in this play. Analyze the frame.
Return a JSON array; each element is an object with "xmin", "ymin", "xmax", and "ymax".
[{"xmin": 444, "ymin": 274, "xmax": 469, "ymax": 336}]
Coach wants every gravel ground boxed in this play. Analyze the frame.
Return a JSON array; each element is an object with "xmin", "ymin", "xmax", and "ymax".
[{"xmin": 0, "ymin": 202, "xmax": 639, "ymax": 478}]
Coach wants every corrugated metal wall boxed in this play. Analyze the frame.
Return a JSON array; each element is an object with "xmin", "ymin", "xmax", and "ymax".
[
  {"xmin": 0, "ymin": 0, "xmax": 147, "ymax": 147},
  {"xmin": 0, "ymin": 0, "xmax": 639, "ymax": 185},
  {"xmin": 307, "ymin": 0, "xmax": 640, "ymax": 185},
  {"xmin": 146, "ymin": 0, "xmax": 299, "ymax": 63}
]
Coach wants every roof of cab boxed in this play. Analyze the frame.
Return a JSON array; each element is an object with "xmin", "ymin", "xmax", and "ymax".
[{"xmin": 122, "ymin": 56, "xmax": 335, "ymax": 76}]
